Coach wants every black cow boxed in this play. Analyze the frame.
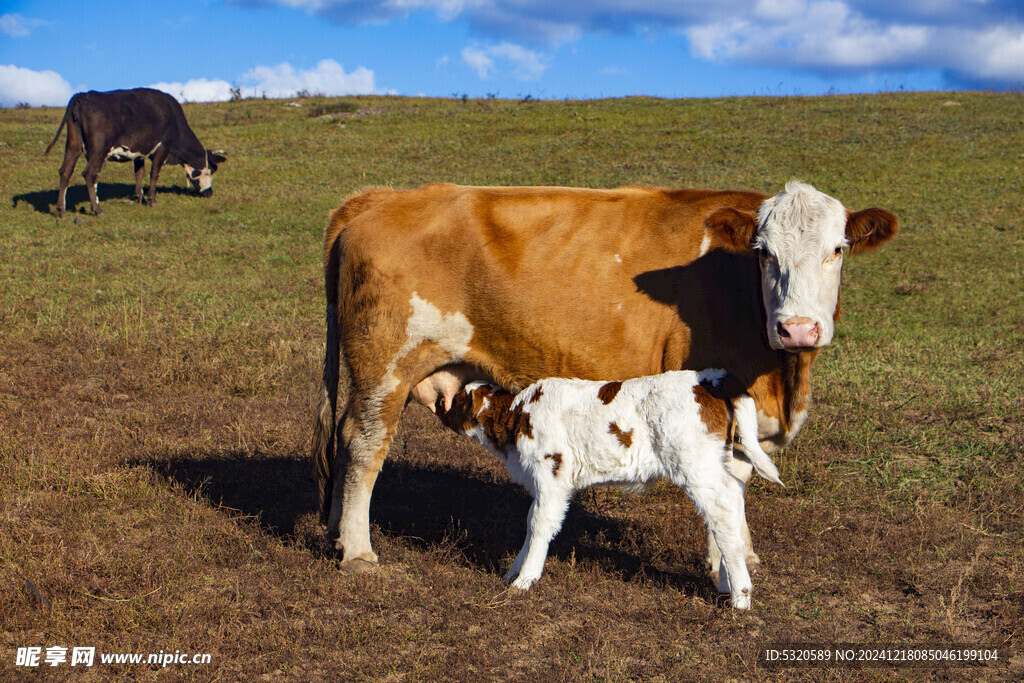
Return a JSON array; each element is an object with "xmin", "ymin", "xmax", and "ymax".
[{"xmin": 45, "ymin": 87, "xmax": 226, "ymax": 217}]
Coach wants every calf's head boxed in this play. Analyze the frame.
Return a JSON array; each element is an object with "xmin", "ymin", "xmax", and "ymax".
[
  {"xmin": 707, "ymin": 180, "xmax": 898, "ymax": 351},
  {"xmin": 183, "ymin": 149, "xmax": 227, "ymax": 197},
  {"xmin": 439, "ymin": 383, "xmax": 494, "ymax": 437}
]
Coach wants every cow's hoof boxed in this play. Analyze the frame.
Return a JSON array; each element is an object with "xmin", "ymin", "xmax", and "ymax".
[{"xmin": 340, "ymin": 558, "xmax": 378, "ymax": 573}]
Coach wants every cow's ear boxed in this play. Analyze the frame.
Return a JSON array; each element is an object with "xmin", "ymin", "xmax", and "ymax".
[
  {"xmin": 209, "ymin": 150, "xmax": 227, "ymax": 164},
  {"xmin": 846, "ymin": 208, "xmax": 898, "ymax": 254},
  {"xmin": 705, "ymin": 207, "xmax": 758, "ymax": 253}
]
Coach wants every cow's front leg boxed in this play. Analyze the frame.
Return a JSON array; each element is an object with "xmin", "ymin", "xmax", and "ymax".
[
  {"xmin": 133, "ymin": 158, "xmax": 146, "ymax": 203},
  {"xmin": 145, "ymin": 152, "xmax": 167, "ymax": 207},
  {"xmin": 82, "ymin": 155, "xmax": 105, "ymax": 216},
  {"xmin": 706, "ymin": 452, "xmax": 758, "ymax": 585}
]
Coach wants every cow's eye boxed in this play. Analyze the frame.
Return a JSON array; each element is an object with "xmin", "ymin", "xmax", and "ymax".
[{"xmin": 832, "ymin": 245, "xmax": 843, "ymax": 257}]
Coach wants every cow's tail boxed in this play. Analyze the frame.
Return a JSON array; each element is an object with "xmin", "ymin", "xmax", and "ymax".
[
  {"xmin": 44, "ymin": 97, "xmax": 75, "ymax": 155},
  {"xmin": 732, "ymin": 395, "xmax": 784, "ymax": 487},
  {"xmin": 312, "ymin": 223, "xmax": 345, "ymax": 526}
]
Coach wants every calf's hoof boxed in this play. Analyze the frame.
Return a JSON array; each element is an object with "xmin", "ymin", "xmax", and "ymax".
[
  {"xmin": 731, "ymin": 590, "xmax": 752, "ymax": 610},
  {"xmin": 509, "ymin": 574, "xmax": 538, "ymax": 590}
]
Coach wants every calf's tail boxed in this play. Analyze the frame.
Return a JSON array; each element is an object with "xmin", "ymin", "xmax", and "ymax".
[{"xmin": 732, "ymin": 396, "xmax": 784, "ymax": 486}]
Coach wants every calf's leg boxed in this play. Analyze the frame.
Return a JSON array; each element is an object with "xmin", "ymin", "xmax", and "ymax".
[
  {"xmin": 681, "ymin": 468, "xmax": 754, "ymax": 609},
  {"xmin": 505, "ymin": 488, "xmax": 572, "ymax": 589},
  {"xmin": 705, "ymin": 451, "xmax": 757, "ymax": 585}
]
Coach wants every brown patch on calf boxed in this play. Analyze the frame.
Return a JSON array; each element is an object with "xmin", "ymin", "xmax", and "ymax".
[
  {"xmin": 597, "ymin": 381, "xmax": 622, "ymax": 405},
  {"xmin": 514, "ymin": 407, "xmax": 534, "ymax": 442},
  {"xmin": 608, "ymin": 422, "xmax": 634, "ymax": 449},
  {"xmin": 544, "ymin": 452, "xmax": 563, "ymax": 476},
  {"xmin": 528, "ymin": 385, "xmax": 544, "ymax": 404},
  {"xmin": 692, "ymin": 384, "xmax": 729, "ymax": 440}
]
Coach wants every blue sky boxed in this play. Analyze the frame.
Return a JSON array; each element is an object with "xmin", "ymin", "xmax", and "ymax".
[{"xmin": 2, "ymin": 0, "xmax": 1023, "ymax": 106}]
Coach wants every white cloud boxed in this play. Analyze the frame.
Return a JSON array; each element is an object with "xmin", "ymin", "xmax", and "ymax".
[
  {"xmin": 683, "ymin": 1, "xmax": 1024, "ymax": 84},
  {"xmin": 0, "ymin": 13, "xmax": 47, "ymax": 38},
  {"xmin": 146, "ymin": 59, "xmax": 378, "ymax": 103},
  {"xmin": 247, "ymin": 0, "xmax": 1024, "ymax": 87},
  {"xmin": 149, "ymin": 78, "xmax": 236, "ymax": 103},
  {"xmin": 686, "ymin": 1, "xmax": 931, "ymax": 69},
  {"xmin": 0, "ymin": 64, "xmax": 71, "ymax": 107},
  {"xmin": 245, "ymin": 59, "xmax": 377, "ymax": 97},
  {"xmin": 461, "ymin": 42, "xmax": 546, "ymax": 80},
  {"xmin": 949, "ymin": 25, "xmax": 1024, "ymax": 83}
]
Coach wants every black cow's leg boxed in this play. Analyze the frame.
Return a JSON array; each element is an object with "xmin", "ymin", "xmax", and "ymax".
[
  {"xmin": 56, "ymin": 142, "xmax": 82, "ymax": 218},
  {"xmin": 82, "ymin": 154, "xmax": 105, "ymax": 216},
  {"xmin": 133, "ymin": 158, "xmax": 146, "ymax": 203},
  {"xmin": 146, "ymin": 147, "xmax": 169, "ymax": 207}
]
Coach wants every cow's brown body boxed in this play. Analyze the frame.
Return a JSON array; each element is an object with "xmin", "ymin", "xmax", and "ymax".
[{"xmin": 313, "ymin": 182, "xmax": 898, "ymax": 571}]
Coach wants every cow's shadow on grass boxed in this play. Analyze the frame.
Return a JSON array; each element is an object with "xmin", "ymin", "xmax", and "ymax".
[
  {"xmin": 141, "ymin": 449, "xmax": 714, "ymax": 599},
  {"xmin": 12, "ymin": 182, "xmax": 192, "ymax": 215}
]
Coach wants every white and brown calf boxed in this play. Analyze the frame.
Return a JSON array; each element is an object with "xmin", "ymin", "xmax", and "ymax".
[{"xmin": 439, "ymin": 369, "xmax": 784, "ymax": 610}]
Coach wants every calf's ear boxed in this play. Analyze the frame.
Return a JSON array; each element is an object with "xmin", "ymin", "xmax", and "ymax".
[
  {"xmin": 704, "ymin": 207, "xmax": 758, "ymax": 253},
  {"xmin": 208, "ymin": 150, "xmax": 227, "ymax": 164},
  {"xmin": 846, "ymin": 208, "xmax": 898, "ymax": 254}
]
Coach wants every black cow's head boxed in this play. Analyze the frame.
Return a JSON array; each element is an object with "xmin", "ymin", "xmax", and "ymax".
[{"xmin": 184, "ymin": 149, "xmax": 227, "ymax": 197}]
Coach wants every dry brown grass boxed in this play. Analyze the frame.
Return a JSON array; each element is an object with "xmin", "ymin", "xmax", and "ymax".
[{"xmin": 2, "ymin": 92, "xmax": 1022, "ymax": 680}]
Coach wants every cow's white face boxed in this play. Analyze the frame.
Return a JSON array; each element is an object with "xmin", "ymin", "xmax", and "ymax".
[
  {"xmin": 183, "ymin": 164, "xmax": 214, "ymax": 196},
  {"xmin": 183, "ymin": 150, "xmax": 225, "ymax": 197},
  {"xmin": 754, "ymin": 181, "xmax": 848, "ymax": 350}
]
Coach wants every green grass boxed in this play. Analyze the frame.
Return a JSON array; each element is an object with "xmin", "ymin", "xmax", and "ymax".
[{"xmin": 2, "ymin": 92, "xmax": 1022, "ymax": 680}]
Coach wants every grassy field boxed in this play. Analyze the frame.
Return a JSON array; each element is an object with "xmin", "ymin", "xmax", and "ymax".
[{"xmin": 1, "ymin": 92, "xmax": 1022, "ymax": 680}]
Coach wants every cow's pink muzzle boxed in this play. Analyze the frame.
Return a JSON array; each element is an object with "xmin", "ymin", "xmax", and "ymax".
[{"xmin": 778, "ymin": 319, "xmax": 820, "ymax": 349}]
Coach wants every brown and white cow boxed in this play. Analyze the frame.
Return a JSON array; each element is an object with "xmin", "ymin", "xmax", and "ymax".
[
  {"xmin": 45, "ymin": 88, "xmax": 226, "ymax": 217},
  {"xmin": 312, "ymin": 180, "xmax": 898, "ymax": 572}
]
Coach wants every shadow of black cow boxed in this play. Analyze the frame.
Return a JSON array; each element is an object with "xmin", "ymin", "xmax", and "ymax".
[{"xmin": 13, "ymin": 182, "xmax": 192, "ymax": 216}]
